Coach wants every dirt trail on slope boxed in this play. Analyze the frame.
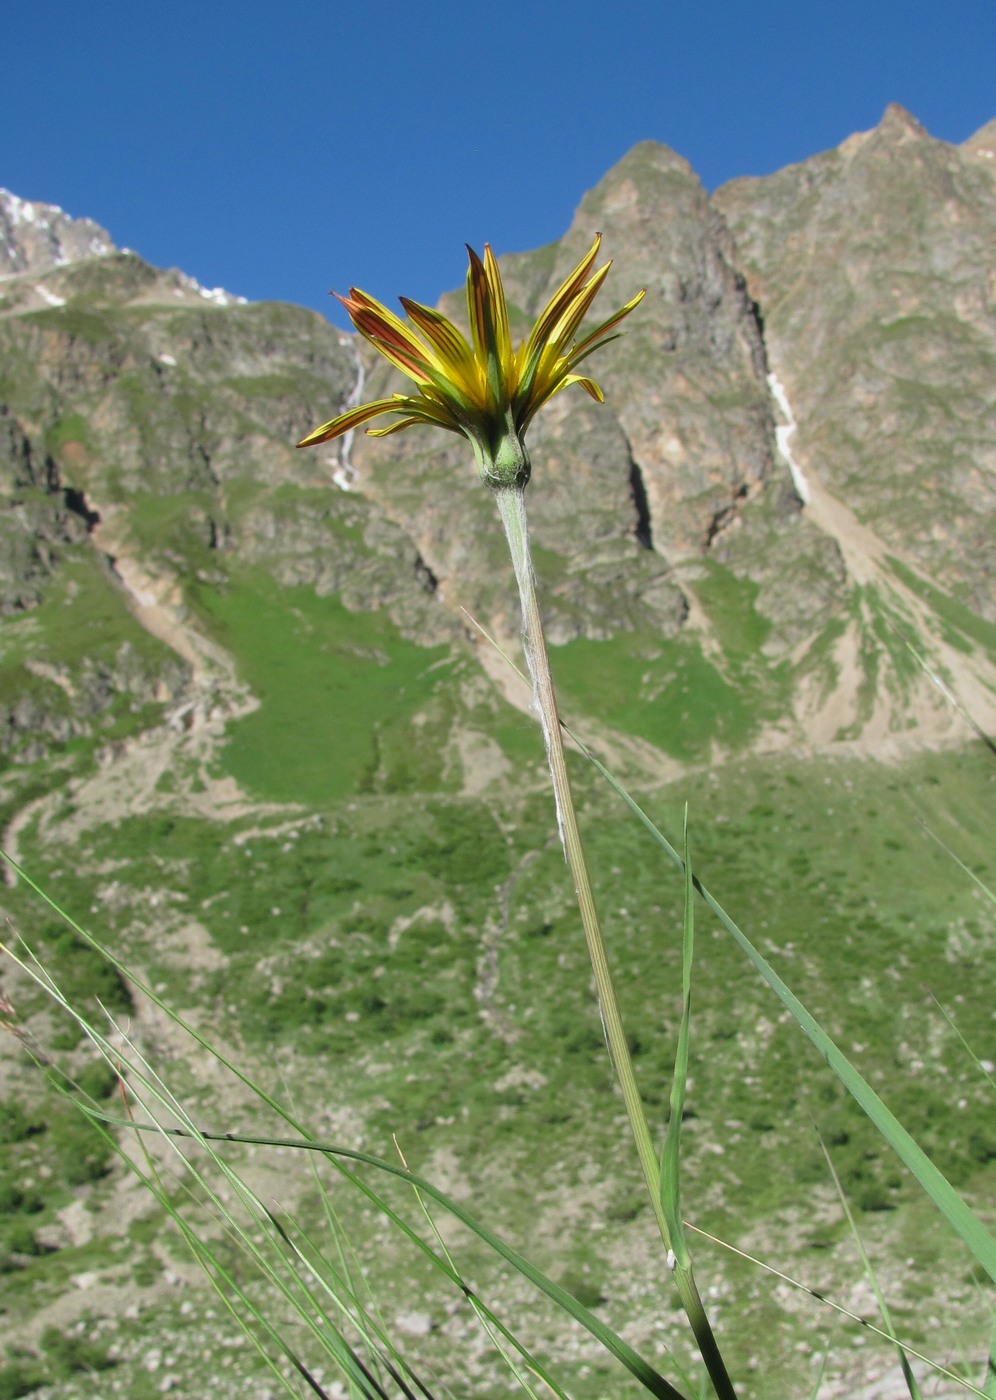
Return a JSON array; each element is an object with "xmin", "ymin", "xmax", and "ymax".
[{"xmin": 2, "ymin": 510, "xmax": 297, "ymax": 878}]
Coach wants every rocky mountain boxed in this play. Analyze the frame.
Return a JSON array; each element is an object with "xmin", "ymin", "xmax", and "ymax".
[
  {"xmin": 0, "ymin": 191, "xmax": 114, "ymax": 278},
  {"xmin": 0, "ymin": 112, "xmax": 994, "ymax": 1399},
  {"xmin": 4, "ymin": 106, "xmax": 995, "ymax": 781},
  {"xmin": 715, "ymin": 103, "xmax": 996, "ymax": 623}
]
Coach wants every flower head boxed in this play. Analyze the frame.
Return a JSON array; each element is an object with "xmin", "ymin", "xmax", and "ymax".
[{"xmin": 297, "ymin": 234, "xmax": 644, "ymax": 488}]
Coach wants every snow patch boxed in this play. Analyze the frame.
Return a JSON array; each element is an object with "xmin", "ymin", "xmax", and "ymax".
[
  {"xmin": 332, "ymin": 338, "xmax": 365, "ymax": 490},
  {"xmin": 158, "ymin": 353, "xmax": 177, "ymax": 366},
  {"xmin": 35, "ymin": 284, "xmax": 65, "ymax": 308},
  {"xmin": 5, "ymin": 193, "xmax": 38, "ymax": 226},
  {"xmin": 199, "ymin": 285, "xmax": 233, "ymax": 306},
  {"xmin": 767, "ymin": 372, "xmax": 811, "ymax": 504},
  {"xmin": 175, "ymin": 271, "xmax": 247, "ymax": 307}
]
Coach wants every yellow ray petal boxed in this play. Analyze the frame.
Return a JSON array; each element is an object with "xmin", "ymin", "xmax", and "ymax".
[
  {"xmin": 296, "ymin": 397, "xmax": 406, "ymax": 447},
  {"xmin": 482, "ymin": 244, "xmax": 514, "ymax": 379},
  {"xmin": 465, "ymin": 245, "xmax": 513, "ymax": 409},
  {"xmin": 367, "ymin": 415, "xmax": 433, "ymax": 437},
  {"xmin": 545, "ymin": 262, "xmax": 613, "ymax": 350},
  {"xmin": 399, "ymin": 297, "xmax": 481, "ymax": 399},
  {"xmin": 345, "ymin": 308, "xmax": 437, "ymax": 384},
  {"xmin": 519, "ymin": 372, "xmax": 606, "ymax": 431},
  {"xmin": 518, "ymin": 236, "xmax": 603, "ymax": 382},
  {"xmin": 569, "ymin": 288, "xmax": 647, "ymax": 362}
]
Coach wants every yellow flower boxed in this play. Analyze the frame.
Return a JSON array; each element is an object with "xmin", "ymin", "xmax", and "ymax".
[{"xmin": 297, "ymin": 234, "xmax": 644, "ymax": 488}]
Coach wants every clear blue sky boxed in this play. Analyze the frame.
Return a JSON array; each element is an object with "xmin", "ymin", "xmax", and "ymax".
[{"xmin": 5, "ymin": 0, "xmax": 994, "ymax": 329}]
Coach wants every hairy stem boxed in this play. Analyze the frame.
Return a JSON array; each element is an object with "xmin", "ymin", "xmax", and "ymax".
[{"xmin": 493, "ymin": 483, "xmax": 737, "ymax": 1400}]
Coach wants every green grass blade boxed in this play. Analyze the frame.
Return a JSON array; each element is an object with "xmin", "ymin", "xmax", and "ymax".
[
  {"xmin": 265, "ymin": 1209, "xmax": 430, "ymax": 1400},
  {"xmin": 805, "ymin": 1339, "xmax": 831, "ymax": 1400},
  {"xmin": 4, "ymin": 939, "xmax": 411, "ymax": 1398},
  {"xmin": 916, "ymin": 820, "xmax": 996, "ymax": 907},
  {"xmin": 660, "ymin": 806, "xmax": 693, "ymax": 1270},
  {"xmin": 685, "ymin": 1222, "xmax": 990, "ymax": 1398},
  {"xmin": 984, "ymin": 1319, "xmax": 996, "ymax": 1399},
  {"xmin": 309, "ymin": 1159, "xmax": 420, "ymax": 1394},
  {"xmin": 100, "ymin": 1113, "xmax": 689, "ymax": 1400},
  {"xmin": 900, "ymin": 635, "xmax": 996, "ymax": 757},
  {"xmin": 817, "ymin": 1128, "xmax": 923, "ymax": 1399},
  {"xmin": 393, "ymin": 1138, "xmax": 565, "ymax": 1400},
  {"xmin": 926, "ymin": 992, "xmax": 996, "ymax": 1092},
  {"xmin": 553, "ymin": 739, "xmax": 996, "ymax": 1284}
]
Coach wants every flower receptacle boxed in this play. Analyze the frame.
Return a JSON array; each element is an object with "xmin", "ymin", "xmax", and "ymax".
[{"xmin": 472, "ymin": 430, "xmax": 532, "ymax": 491}]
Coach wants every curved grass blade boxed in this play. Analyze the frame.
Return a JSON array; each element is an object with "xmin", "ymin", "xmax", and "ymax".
[
  {"xmin": 916, "ymin": 819, "xmax": 996, "ymax": 907},
  {"xmin": 556, "ymin": 746, "xmax": 996, "ymax": 1285},
  {"xmin": 392, "ymin": 1137, "xmax": 565, "ymax": 1400},
  {"xmin": 899, "ymin": 634, "xmax": 996, "ymax": 758},
  {"xmin": 88, "ymin": 1110, "xmax": 689, "ymax": 1400},
  {"xmin": 925, "ymin": 991, "xmax": 996, "ymax": 1092}
]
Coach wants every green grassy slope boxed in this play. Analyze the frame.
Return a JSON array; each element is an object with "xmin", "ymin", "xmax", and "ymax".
[{"xmin": 3, "ymin": 715, "xmax": 993, "ymax": 1396}]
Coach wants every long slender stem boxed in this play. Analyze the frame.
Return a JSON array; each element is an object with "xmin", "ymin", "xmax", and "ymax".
[{"xmin": 493, "ymin": 483, "xmax": 738, "ymax": 1400}]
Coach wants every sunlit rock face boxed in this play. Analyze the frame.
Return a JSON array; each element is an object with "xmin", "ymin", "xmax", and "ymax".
[
  {"xmin": 715, "ymin": 104, "xmax": 996, "ymax": 622},
  {"xmin": 0, "ymin": 188, "xmax": 115, "ymax": 278}
]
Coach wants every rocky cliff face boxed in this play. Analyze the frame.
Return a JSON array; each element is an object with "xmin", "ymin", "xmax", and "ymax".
[
  {"xmin": 0, "ymin": 189, "xmax": 114, "ymax": 277},
  {"xmin": 714, "ymin": 105, "xmax": 996, "ymax": 623},
  {"xmin": 0, "ymin": 221, "xmax": 449, "ymax": 764}
]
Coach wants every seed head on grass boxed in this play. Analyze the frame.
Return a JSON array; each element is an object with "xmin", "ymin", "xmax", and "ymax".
[{"xmin": 297, "ymin": 234, "xmax": 644, "ymax": 489}]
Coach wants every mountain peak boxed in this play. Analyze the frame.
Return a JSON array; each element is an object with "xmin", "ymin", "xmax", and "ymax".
[
  {"xmin": 962, "ymin": 115, "xmax": 996, "ymax": 162},
  {"xmin": 878, "ymin": 102, "xmax": 927, "ymax": 138},
  {"xmin": 0, "ymin": 189, "xmax": 116, "ymax": 278},
  {"xmin": 879, "ymin": 102, "xmax": 924, "ymax": 135}
]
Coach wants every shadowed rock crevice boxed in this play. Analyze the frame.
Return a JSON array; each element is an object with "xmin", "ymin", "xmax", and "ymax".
[
  {"xmin": 705, "ymin": 482, "xmax": 750, "ymax": 548},
  {"xmin": 207, "ymin": 517, "xmax": 231, "ymax": 551},
  {"xmin": 414, "ymin": 551, "xmax": 439, "ymax": 595},
  {"xmin": 627, "ymin": 456, "xmax": 654, "ymax": 551},
  {"xmin": 743, "ymin": 288, "xmax": 768, "ymax": 377},
  {"xmin": 62, "ymin": 485, "xmax": 101, "ymax": 532}
]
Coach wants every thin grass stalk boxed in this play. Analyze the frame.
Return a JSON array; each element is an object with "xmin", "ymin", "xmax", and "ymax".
[
  {"xmin": 266, "ymin": 1210, "xmax": 430, "ymax": 1400},
  {"xmin": 817, "ymin": 1130, "xmax": 923, "ymax": 1399},
  {"xmin": 393, "ymin": 1138, "xmax": 559, "ymax": 1400},
  {"xmin": 925, "ymin": 995, "xmax": 996, "ymax": 1093},
  {"xmin": 72, "ymin": 1094, "xmax": 991, "ymax": 1400},
  {"xmin": 659, "ymin": 812, "xmax": 720, "ymax": 1383},
  {"xmin": 684, "ymin": 1223, "xmax": 990, "ymax": 1398},
  {"xmin": 492, "ymin": 483, "xmax": 737, "ymax": 1400},
  {"xmin": 97, "ymin": 1112, "xmax": 685, "ymax": 1397},
  {"xmin": 916, "ymin": 819, "xmax": 996, "ymax": 907}
]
